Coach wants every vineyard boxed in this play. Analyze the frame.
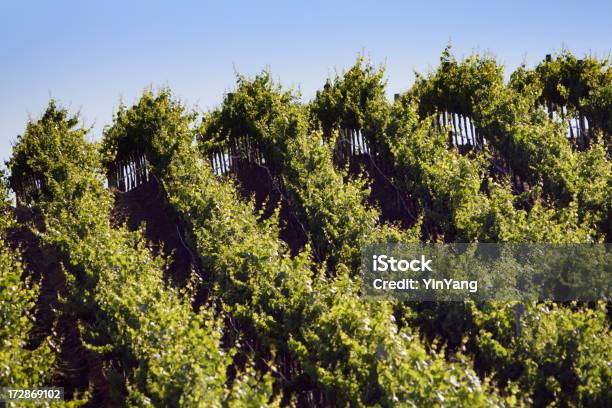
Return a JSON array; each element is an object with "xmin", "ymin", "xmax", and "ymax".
[{"xmin": 1, "ymin": 48, "xmax": 611, "ymax": 407}]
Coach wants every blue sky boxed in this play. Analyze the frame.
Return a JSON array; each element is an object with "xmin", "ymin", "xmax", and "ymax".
[{"xmin": 1, "ymin": 0, "xmax": 610, "ymax": 162}]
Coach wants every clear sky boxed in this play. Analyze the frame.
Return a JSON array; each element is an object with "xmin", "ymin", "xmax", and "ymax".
[{"xmin": 1, "ymin": 0, "xmax": 610, "ymax": 162}]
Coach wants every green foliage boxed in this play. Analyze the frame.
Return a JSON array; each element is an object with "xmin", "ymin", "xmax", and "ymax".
[
  {"xmin": 387, "ymin": 100, "xmax": 486, "ymax": 240},
  {"xmin": 101, "ymin": 89, "xmax": 196, "ymax": 175},
  {"xmin": 199, "ymin": 72, "xmax": 307, "ymax": 170},
  {"xmin": 402, "ymin": 48, "xmax": 610, "ymax": 240},
  {"xmin": 380, "ymin": 58, "xmax": 610, "ymax": 407},
  {"xmin": 104, "ymin": 90, "xmax": 510, "ymax": 406},
  {"xmin": 7, "ymin": 101, "xmax": 97, "ymax": 205},
  {"xmin": 296, "ymin": 270, "xmax": 509, "ymax": 407},
  {"xmin": 282, "ymin": 131, "xmax": 382, "ymax": 269},
  {"xmin": 311, "ymin": 58, "xmax": 390, "ymax": 142},
  {"xmin": 10, "ymin": 102, "xmax": 274, "ymax": 406},
  {"xmin": 472, "ymin": 302, "xmax": 611, "ymax": 407},
  {"xmin": 165, "ymin": 146, "xmax": 509, "ymax": 406},
  {"xmin": 386, "ymin": 99, "xmax": 591, "ymax": 242},
  {"xmin": 5, "ymin": 48, "xmax": 611, "ymax": 407},
  {"xmin": 408, "ymin": 46, "xmax": 505, "ymax": 120},
  {"xmin": 511, "ymin": 50, "xmax": 612, "ymax": 136},
  {"xmin": 0, "ymin": 241, "xmax": 55, "ymax": 388},
  {"xmin": 201, "ymin": 73, "xmax": 408, "ymax": 271},
  {"xmin": 0, "ymin": 179, "xmax": 55, "ymax": 389}
]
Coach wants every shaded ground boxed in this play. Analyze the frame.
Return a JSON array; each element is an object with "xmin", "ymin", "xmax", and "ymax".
[
  {"xmin": 346, "ymin": 154, "xmax": 419, "ymax": 230},
  {"xmin": 233, "ymin": 161, "xmax": 309, "ymax": 255},
  {"xmin": 111, "ymin": 177, "xmax": 196, "ymax": 286}
]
